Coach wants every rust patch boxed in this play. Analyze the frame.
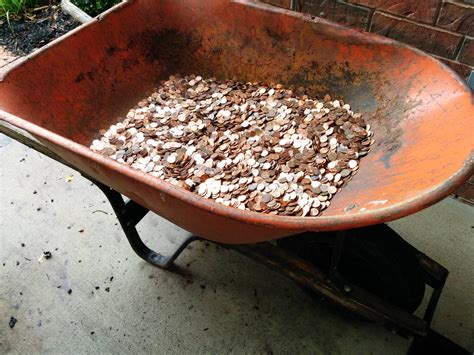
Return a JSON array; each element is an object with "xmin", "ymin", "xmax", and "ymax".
[
  {"xmin": 127, "ymin": 29, "xmax": 202, "ymax": 77},
  {"xmin": 122, "ymin": 58, "xmax": 139, "ymax": 71},
  {"xmin": 75, "ymin": 71, "xmax": 95, "ymax": 83},
  {"xmin": 287, "ymin": 61, "xmax": 363, "ymax": 99},
  {"xmin": 106, "ymin": 45, "xmax": 119, "ymax": 56},
  {"xmin": 265, "ymin": 26, "xmax": 284, "ymax": 42},
  {"xmin": 75, "ymin": 73, "xmax": 85, "ymax": 83},
  {"xmin": 86, "ymin": 71, "xmax": 94, "ymax": 81}
]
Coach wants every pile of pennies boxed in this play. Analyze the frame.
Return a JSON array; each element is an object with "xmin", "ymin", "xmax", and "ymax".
[{"xmin": 90, "ymin": 75, "xmax": 374, "ymax": 217}]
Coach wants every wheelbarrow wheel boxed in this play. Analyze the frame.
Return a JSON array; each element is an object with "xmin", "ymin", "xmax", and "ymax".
[{"xmin": 277, "ymin": 224, "xmax": 426, "ymax": 314}]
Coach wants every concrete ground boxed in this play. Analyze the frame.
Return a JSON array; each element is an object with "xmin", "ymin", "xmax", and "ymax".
[
  {"xmin": 0, "ymin": 47, "xmax": 17, "ymax": 68},
  {"xmin": 1, "ymin": 135, "xmax": 473, "ymax": 354}
]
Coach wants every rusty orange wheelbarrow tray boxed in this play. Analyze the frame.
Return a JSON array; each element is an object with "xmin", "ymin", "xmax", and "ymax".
[{"xmin": 1, "ymin": 0, "xmax": 472, "ymax": 351}]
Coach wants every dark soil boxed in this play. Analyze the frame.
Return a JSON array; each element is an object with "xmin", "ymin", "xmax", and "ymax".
[{"xmin": 0, "ymin": 5, "xmax": 80, "ymax": 57}]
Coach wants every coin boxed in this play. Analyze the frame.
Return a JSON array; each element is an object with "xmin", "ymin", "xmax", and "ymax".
[{"xmin": 90, "ymin": 74, "xmax": 373, "ymax": 217}]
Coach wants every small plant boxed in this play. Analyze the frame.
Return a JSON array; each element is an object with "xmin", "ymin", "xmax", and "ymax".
[
  {"xmin": 0, "ymin": 0, "xmax": 44, "ymax": 17},
  {"xmin": 72, "ymin": 0, "xmax": 120, "ymax": 17},
  {"xmin": 0, "ymin": 0, "xmax": 48, "ymax": 30}
]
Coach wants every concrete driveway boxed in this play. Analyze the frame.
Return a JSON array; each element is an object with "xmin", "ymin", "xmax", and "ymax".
[{"xmin": 1, "ymin": 135, "xmax": 473, "ymax": 354}]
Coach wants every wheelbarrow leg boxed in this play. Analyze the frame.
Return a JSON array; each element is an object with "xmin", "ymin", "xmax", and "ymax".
[{"xmin": 92, "ymin": 180, "xmax": 199, "ymax": 268}]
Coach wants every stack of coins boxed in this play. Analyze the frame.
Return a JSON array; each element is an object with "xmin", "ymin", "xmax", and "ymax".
[{"xmin": 91, "ymin": 75, "xmax": 374, "ymax": 217}]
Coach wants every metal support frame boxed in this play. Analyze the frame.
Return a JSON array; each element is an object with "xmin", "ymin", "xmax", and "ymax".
[
  {"xmin": 91, "ymin": 177, "xmax": 452, "ymax": 339},
  {"xmin": 93, "ymin": 180, "xmax": 199, "ymax": 268},
  {"xmin": 327, "ymin": 231, "xmax": 351, "ymax": 292},
  {"xmin": 413, "ymin": 251, "xmax": 449, "ymax": 327}
]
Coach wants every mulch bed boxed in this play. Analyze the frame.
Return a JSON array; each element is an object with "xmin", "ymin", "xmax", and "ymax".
[{"xmin": 0, "ymin": 5, "xmax": 80, "ymax": 57}]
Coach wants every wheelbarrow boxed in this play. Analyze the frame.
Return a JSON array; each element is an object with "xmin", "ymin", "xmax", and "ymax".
[{"xmin": 1, "ymin": 0, "xmax": 473, "ymax": 351}]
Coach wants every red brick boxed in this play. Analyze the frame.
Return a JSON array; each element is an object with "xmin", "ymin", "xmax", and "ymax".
[
  {"xmin": 437, "ymin": 1, "xmax": 474, "ymax": 36},
  {"xmin": 298, "ymin": 0, "xmax": 372, "ymax": 30},
  {"xmin": 458, "ymin": 37, "xmax": 474, "ymax": 65},
  {"xmin": 260, "ymin": 0, "xmax": 292, "ymax": 9},
  {"xmin": 443, "ymin": 59, "xmax": 473, "ymax": 78},
  {"xmin": 434, "ymin": 55, "xmax": 474, "ymax": 79},
  {"xmin": 370, "ymin": 12, "xmax": 463, "ymax": 59},
  {"xmin": 348, "ymin": 0, "xmax": 440, "ymax": 23}
]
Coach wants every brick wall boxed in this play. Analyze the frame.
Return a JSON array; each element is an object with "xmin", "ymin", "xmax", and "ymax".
[
  {"xmin": 260, "ymin": 0, "xmax": 474, "ymax": 79},
  {"xmin": 260, "ymin": 0, "xmax": 474, "ymax": 204}
]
